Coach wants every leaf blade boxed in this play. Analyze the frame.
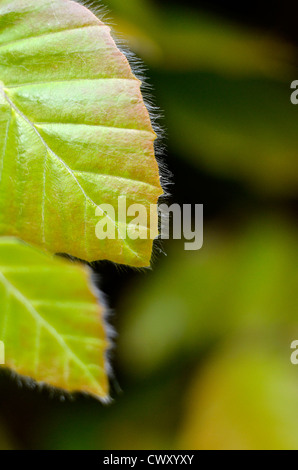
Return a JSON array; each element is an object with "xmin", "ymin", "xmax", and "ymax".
[
  {"xmin": 0, "ymin": 237, "xmax": 109, "ymax": 400},
  {"xmin": 0, "ymin": 0, "xmax": 163, "ymax": 266}
]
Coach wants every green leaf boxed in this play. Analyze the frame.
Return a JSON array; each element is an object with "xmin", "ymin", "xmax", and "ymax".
[
  {"xmin": 0, "ymin": 237, "xmax": 109, "ymax": 400},
  {"xmin": 0, "ymin": 0, "xmax": 162, "ymax": 266}
]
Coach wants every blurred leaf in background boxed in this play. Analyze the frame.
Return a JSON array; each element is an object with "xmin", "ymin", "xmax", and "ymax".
[
  {"xmin": 179, "ymin": 341, "xmax": 298, "ymax": 450},
  {"xmin": 105, "ymin": 0, "xmax": 298, "ymax": 195},
  {"xmin": 119, "ymin": 217, "xmax": 298, "ymax": 376}
]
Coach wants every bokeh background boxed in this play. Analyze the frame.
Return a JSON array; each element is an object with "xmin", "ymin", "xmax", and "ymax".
[{"xmin": 0, "ymin": 0, "xmax": 298, "ymax": 450}]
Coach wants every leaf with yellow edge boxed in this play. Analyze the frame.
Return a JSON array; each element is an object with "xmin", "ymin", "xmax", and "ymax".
[
  {"xmin": 0, "ymin": 237, "xmax": 109, "ymax": 400},
  {"xmin": 0, "ymin": 0, "xmax": 163, "ymax": 267}
]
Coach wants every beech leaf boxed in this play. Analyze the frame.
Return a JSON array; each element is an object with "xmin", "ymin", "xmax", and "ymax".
[
  {"xmin": 0, "ymin": 237, "xmax": 109, "ymax": 400},
  {"xmin": 0, "ymin": 0, "xmax": 163, "ymax": 266}
]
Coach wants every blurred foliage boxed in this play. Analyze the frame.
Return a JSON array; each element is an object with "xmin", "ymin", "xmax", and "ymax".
[
  {"xmin": 179, "ymin": 341, "xmax": 298, "ymax": 450},
  {"xmin": 0, "ymin": 0, "xmax": 297, "ymax": 450},
  {"xmin": 119, "ymin": 217, "xmax": 298, "ymax": 376},
  {"xmin": 106, "ymin": 0, "xmax": 295, "ymax": 77},
  {"xmin": 105, "ymin": 0, "xmax": 298, "ymax": 195}
]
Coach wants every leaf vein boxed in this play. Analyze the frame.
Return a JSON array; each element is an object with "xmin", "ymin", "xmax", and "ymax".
[
  {"xmin": 0, "ymin": 88, "xmax": 142, "ymax": 261},
  {"xmin": 0, "ymin": 24, "xmax": 108, "ymax": 53},
  {"xmin": 0, "ymin": 271, "xmax": 104, "ymax": 392}
]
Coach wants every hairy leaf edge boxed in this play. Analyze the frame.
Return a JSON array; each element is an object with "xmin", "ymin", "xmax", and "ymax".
[{"xmin": 76, "ymin": 0, "xmax": 172, "ymax": 265}]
